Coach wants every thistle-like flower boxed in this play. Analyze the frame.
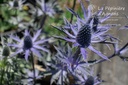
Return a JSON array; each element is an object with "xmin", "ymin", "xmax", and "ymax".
[
  {"xmin": 53, "ymin": 18, "xmax": 109, "ymax": 60},
  {"xmin": 52, "ymin": 1, "xmax": 117, "ymax": 60},
  {"xmin": 52, "ymin": 45, "xmax": 102, "ymax": 85},
  {"xmin": 8, "ymin": 29, "xmax": 49, "ymax": 61},
  {"xmin": 50, "ymin": 43, "xmax": 94, "ymax": 85},
  {"xmin": 50, "ymin": 44, "xmax": 71, "ymax": 85},
  {"xmin": 28, "ymin": 0, "xmax": 58, "ymax": 17},
  {"xmin": 39, "ymin": 0, "xmax": 56, "ymax": 16},
  {"xmin": 38, "ymin": 0, "xmax": 59, "ymax": 17},
  {"xmin": 67, "ymin": 1, "xmax": 114, "ymax": 42},
  {"xmin": 53, "ymin": 44, "xmax": 76, "ymax": 71}
]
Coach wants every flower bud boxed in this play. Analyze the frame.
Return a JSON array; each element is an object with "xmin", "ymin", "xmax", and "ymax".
[{"xmin": 2, "ymin": 46, "xmax": 10, "ymax": 57}]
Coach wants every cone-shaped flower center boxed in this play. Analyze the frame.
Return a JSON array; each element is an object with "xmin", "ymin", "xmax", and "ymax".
[
  {"xmin": 23, "ymin": 35, "xmax": 33, "ymax": 50},
  {"xmin": 76, "ymin": 24, "xmax": 91, "ymax": 48},
  {"xmin": 2, "ymin": 46, "xmax": 10, "ymax": 57}
]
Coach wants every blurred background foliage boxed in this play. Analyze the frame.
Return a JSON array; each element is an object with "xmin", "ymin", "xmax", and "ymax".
[{"xmin": 0, "ymin": 0, "xmax": 83, "ymax": 35}]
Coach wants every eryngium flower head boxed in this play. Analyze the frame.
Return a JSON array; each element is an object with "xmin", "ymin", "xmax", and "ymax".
[
  {"xmin": 76, "ymin": 24, "xmax": 91, "ymax": 48},
  {"xmin": 8, "ymin": 29, "xmax": 49, "ymax": 61},
  {"xmin": 53, "ymin": 1, "xmax": 115, "ymax": 60},
  {"xmin": 67, "ymin": 1, "xmax": 114, "ymax": 42},
  {"xmin": 53, "ymin": 19, "xmax": 109, "ymax": 60},
  {"xmin": 49, "ymin": 44, "xmax": 71, "ymax": 85},
  {"xmin": 29, "ymin": 0, "xmax": 59, "ymax": 17},
  {"xmin": 50, "ymin": 43, "xmax": 92, "ymax": 85}
]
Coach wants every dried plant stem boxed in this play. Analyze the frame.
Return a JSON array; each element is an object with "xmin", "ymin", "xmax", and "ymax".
[
  {"xmin": 72, "ymin": 47, "xmax": 80, "ymax": 64},
  {"xmin": 40, "ymin": 14, "xmax": 47, "ymax": 29},
  {"xmin": 70, "ymin": 0, "xmax": 76, "ymax": 23},
  {"xmin": 95, "ymin": 42, "xmax": 128, "ymax": 64},
  {"xmin": 30, "ymin": 51, "xmax": 36, "ymax": 85}
]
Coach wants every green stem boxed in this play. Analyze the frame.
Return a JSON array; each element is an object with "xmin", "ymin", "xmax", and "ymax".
[
  {"xmin": 0, "ymin": 57, "xmax": 7, "ymax": 84},
  {"xmin": 72, "ymin": 47, "xmax": 80, "ymax": 64},
  {"xmin": 0, "ymin": 69, "xmax": 4, "ymax": 84},
  {"xmin": 40, "ymin": 14, "xmax": 47, "ymax": 29},
  {"xmin": 30, "ymin": 51, "xmax": 36, "ymax": 85},
  {"xmin": 70, "ymin": 0, "xmax": 76, "ymax": 23}
]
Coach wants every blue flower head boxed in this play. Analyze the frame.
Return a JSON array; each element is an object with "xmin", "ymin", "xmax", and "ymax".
[
  {"xmin": 53, "ymin": 3, "xmax": 112, "ymax": 60},
  {"xmin": 53, "ymin": 27, "xmax": 108, "ymax": 61},
  {"xmin": 28, "ymin": 0, "xmax": 59, "ymax": 17},
  {"xmin": 8, "ymin": 29, "xmax": 49, "ymax": 61},
  {"xmin": 50, "ymin": 43, "xmax": 94, "ymax": 85},
  {"xmin": 67, "ymin": 1, "xmax": 114, "ymax": 41}
]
